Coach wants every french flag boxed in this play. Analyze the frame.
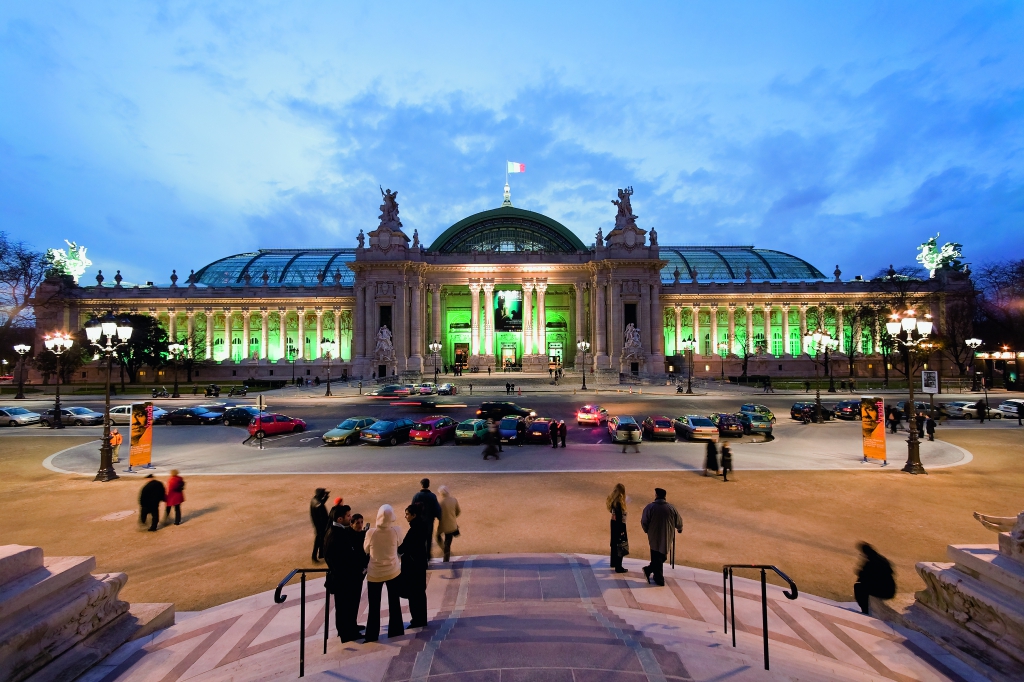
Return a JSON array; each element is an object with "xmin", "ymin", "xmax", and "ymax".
[{"xmin": 507, "ymin": 161, "xmax": 525, "ymax": 173}]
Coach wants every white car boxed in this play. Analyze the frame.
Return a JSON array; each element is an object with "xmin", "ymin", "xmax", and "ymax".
[
  {"xmin": 996, "ymin": 399, "xmax": 1024, "ymax": 419},
  {"xmin": 0, "ymin": 407, "xmax": 41, "ymax": 426},
  {"xmin": 944, "ymin": 401, "xmax": 1002, "ymax": 419},
  {"xmin": 607, "ymin": 416, "xmax": 641, "ymax": 443},
  {"xmin": 108, "ymin": 405, "xmax": 169, "ymax": 425},
  {"xmin": 577, "ymin": 404, "xmax": 609, "ymax": 426}
]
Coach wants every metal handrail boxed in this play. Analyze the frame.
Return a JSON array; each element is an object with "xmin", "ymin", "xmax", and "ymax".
[
  {"xmin": 722, "ymin": 564, "xmax": 798, "ymax": 671},
  {"xmin": 275, "ymin": 568, "xmax": 330, "ymax": 678}
]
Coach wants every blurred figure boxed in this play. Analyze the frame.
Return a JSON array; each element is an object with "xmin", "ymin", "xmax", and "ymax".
[
  {"xmin": 399, "ymin": 503, "xmax": 429, "ymax": 628},
  {"xmin": 310, "ymin": 488, "xmax": 331, "ymax": 563},
  {"xmin": 704, "ymin": 440, "xmax": 719, "ymax": 477},
  {"xmin": 437, "ymin": 486, "xmax": 461, "ymax": 562},
  {"xmin": 165, "ymin": 469, "xmax": 185, "ymax": 525},
  {"xmin": 139, "ymin": 474, "xmax": 165, "ymax": 532},
  {"xmin": 720, "ymin": 443, "xmax": 733, "ymax": 482},
  {"xmin": 640, "ymin": 488, "xmax": 682, "ymax": 586},
  {"xmin": 363, "ymin": 504, "xmax": 404, "ymax": 641},
  {"xmin": 559, "ymin": 420, "xmax": 567, "ymax": 448},
  {"xmin": 607, "ymin": 483, "xmax": 629, "ymax": 573},
  {"xmin": 854, "ymin": 543, "xmax": 895, "ymax": 615},
  {"xmin": 926, "ymin": 415, "xmax": 936, "ymax": 441},
  {"xmin": 976, "ymin": 400, "xmax": 987, "ymax": 423}
]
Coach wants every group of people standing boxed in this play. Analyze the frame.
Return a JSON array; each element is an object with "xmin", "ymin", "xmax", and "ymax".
[
  {"xmin": 308, "ymin": 479, "xmax": 461, "ymax": 642},
  {"xmin": 885, "ymin": 407, "xmax": 937, "ymax": 441},
  {"xmin": 138, "ymin": 470, "xmax": 186, "ymax": 531},
  {"xmin": 703, "ymin": 441, "xmax": 733, "ymax": 481}
]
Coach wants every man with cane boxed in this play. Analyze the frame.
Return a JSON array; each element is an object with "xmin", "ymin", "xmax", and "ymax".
[{"xmin": 640, "ymin": 488, "xmax": 683, "ymax": 586}]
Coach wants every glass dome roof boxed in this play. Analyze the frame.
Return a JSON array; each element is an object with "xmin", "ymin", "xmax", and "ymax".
[
  {"xmin": 659, "ymin": 246, "xmax": 826, "ymax": 283},
  {"xmin": 192, "ymin": 249, "xmax": 356, "ymax": 287}
]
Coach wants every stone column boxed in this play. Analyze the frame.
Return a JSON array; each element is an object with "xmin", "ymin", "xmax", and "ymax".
[
  {"xmin": 673, "ymin": 305, "xmax": 682, "ymax": 355},
  {"xmin": 763, "ymin": 304, "xmax": 772, "ymax": 356},
  {"xmin": 410, "ymin": 281, "xmax": 424, "ymax": 371},
  {"xmin": 278, "ymin": 307, "xmax": 288, "ymax": 360},
  {"xmin": 185, "ymin": 309, "xmax": 195, "ymax": 353},
  {"xmin": 836, "ymin": 306, "xmax": 845, "ymax": 354},
  {"xmin": 204, "ymin": 308, "xmax": 214, "ymax": 360},
  {"xmin": 260, "ymin": 308, "xmax": 269, "ymax": 359},
  {"xmin": 314, "ymin": 308, "xmax": 324, "ymax": 359},
  {"xmin": 594, "ymin": 279, "xmax": 607, "ymax": 367},
  {"xmin": 745, "ymin": 304, "xmax": 754, "ymax": 353},
  {"xmin": 296, "ymin": 308, "xmax": 305, "ymax": 360},
  {"xmin": 872, "ymin": 308, "xmax": 881, "ymax": 354},
  {"xmin": 608, "ymin": 278, "xmax": 619, "ymax": 359},
  {"xmin": 799, "ymin": 304, "xmax": 808, "ymax": 354},
  {"xmin": 168, "ymin": 309, "xmax": 177, "ymax": 343},
  {"xmin": 691, "ymin": 305, "xmax": 700, "ymax": 351},
  {"xmin": 852, "ymin": 314, "xmax": 862, "ymax": 357},
  {"xmin": 365, "ymin": 286, "xmax": 376, "ymax": 362},
  {"xmin": 223, "ymin": 308, "xmax": 234, "ymax": 362},
  {"xmin": 333, "ymin": 308, "xmax": 342, "ymax": 349},
  {"xmin": 242, "ymin": 308, "xmax": 251, "ymax": 360},
  {"xmin": 710, "ymin": 304, "xmax": 719, "ymax": 357},
  {"xmin": 536, "ymin": 281, "xmax": 548, "ymax": 357},
  {"xmin": 354, "ymin": 285, "xmax": 366, "ymax": 359},
  {"xmin": 522, "ymin": 281, "xmax": 534, "ymax": 355},
  {"xmin": 782, "ymin": 304, "xmax": 791, "ymax": 356},
  {"xmin": 649, "ymin": 282, "xmax": 663, "ymax": 358},
  {"xmin": 469, "ymin": 281, "xmax": 481, "ymax": 357},
  {"xmin": 394, "ymin": 284, "xmax": 407, "ymax": 371},
  {"xmin": 482, "ymin": 281, "xmax": 495, "ymax": 358},
  {"xmin": 640, "ymin": 283, "xmax": 651, "ymax": 352},
  {"xmin": 431, "ymin": 285, "xmax": 442, "ymax": 344},
  {"xmin": 574, "ymin": 281, "xmax": 585, "ymax": 346},
  {"xmin": 727, "ymin": 304, "xmax": 736, "ymax": 356}
]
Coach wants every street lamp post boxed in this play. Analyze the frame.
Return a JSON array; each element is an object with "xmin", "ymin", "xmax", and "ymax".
[
  {"xmin": 966, "ymin": 338, "xmax": 982, "ymax": 392},
  {"xmin": 85, "ymin": 316, "xmax": 133, "ymax": 482},
  {"xmin": 320, "ymin": 341, "xmax": 336, "ymax": 396},
  {"xmin": 886, "ymin": 310, "xmax": 933, "ymax": 475},
  {"xmin": 803, "ymin": 327, "xmax": 836, "ymax": 424},
  {"xmin": 168, "ymin": 342, "xmax": 184, "ymax": 398},
  {"xmin": 680, "ymin": 338, "xmax": 698, "ymax": 394},
  {"xmin": 577, "ymin": 339, "xmax": 590, "ymax": 390},
  {"xmin": 826, "ymin": 343, "xmax": 837, "ymax": 393},
  {"xmin": 13, "ymin": 344, "xmax": 30, "ymax": 400},
  {"xmin": 429, "ymin": 341, "xmax": 442, "ymax": 385},
  {"xmin": 717, "ymin": 341, "xmax": 728, "ymax": 380},
  {"xmin": 43, "ymin": 332, "xmax": 74, "ymax": 429}
]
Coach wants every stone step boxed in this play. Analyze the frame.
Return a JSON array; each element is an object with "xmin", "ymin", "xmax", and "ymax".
[
  {"xmin": 0, "ymin": 556, "xmax": 96, "ymax": 622},
  {"xmin": 0, "ymin": 545, "xmax": 43, "ymax": 586},
  {"xmin": 949, "ymin": 544, "xmax": 1024, "ymax": 600}
]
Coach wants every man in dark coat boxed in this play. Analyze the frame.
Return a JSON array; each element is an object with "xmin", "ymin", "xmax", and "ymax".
[
  {"xmin": 549, "ymin": 419, "xmax": 558, "ymax": 449},
  {"xmin": 310, "ymin": 488, "xmax": 330, "ymax": 563},
  {"xmin": 139, "ymin": 475, "xmax": 165, "ymax": 532},
  {"xmin": 399, "ymin": 503, "xmax": 430, "ymax": 628},
  {"xmin": 516, "ymin": 418, "xmax": 526, "ymax": 446},
  {"xmin": 853, "ymin": 542, "xmax": 895, "ymax": 615},
  {"xmin": 640, "ymin": 488, "xmax": 683, "ymax": 586},
  {"xmin": 925, "ymin": 415, "xmax": 936, "ymax": 441},
  {"xmin": 324, "ymin": 506, "xmax": 368, "ymax": 641},
  {"xmin": 412, "ymin": 478, "xmax": 442, "ymax": 557},
  {"xmin": 558, "ymin": 420, "xmax": 567, "ymax": 448},
  {"xmin": 977, "ymin": 400, "xmax": 987, "ymax": 423}
]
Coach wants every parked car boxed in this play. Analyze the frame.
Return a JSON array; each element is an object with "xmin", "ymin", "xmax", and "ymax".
[
  {"xmin": 159, "ymin": 407, "xmax": 224, "ymax": 425},
  {"xmin": 108, "ymin": 405, "xmax": 168, "ymax": 425},
  {"xmin": 709, "ymin": 413, "xmax": 744, "ymax": 437},
  {"xmin": 943, "ymin": 401, "xmax": 999, "ymax": 419},
  {"xmin": 527, "ymin": 417, "xmax": 558, "ymax": 443},
  {"xmin": 608, "ymin": 416, "xmax": 641, "ymax": 443},
  {"xmin": 40, "ymin": 407, "xmax": 104, "ymax": 427},
  {"xmin": 737, "ymin": 412, "xmax": 773, "ymax": 437},
  {"xmin": 410, "ymin": 416, "xmax": 457, "ymax": 445},
  {"xmin": 455, "ymin": 418, "xmax": 487, "ymax": 444},
  {"xmin": 674, "ymin": 415, "xmax": 719, "ymax": 442},
  {"xmin": 791, "ymin": 402, "xmax": 834, "ymax": 421},
  {"xmin": 0, "ymin": 406, "xmax": 40, "ymax": 426},
  {"xmin": 361, "ymin": 418, "xmax": 415, "ymax": 445},
  {"xmin": 322, "ymin": 416, "xmax": 378, "ymax": 445},
  {"xmin": 221, "ymin": 406, "xmax": 265, "ymax": 426},
  {"xmin": 895, "ymin": 400, "xmax": 935, "ymax": 415},
  {"xmin": 368, "ymin": 384, "xmax": 409, "ymax": 397},
  {"xmin": 996, "ymin": 399, "xmax": 1024, "ymax": 419},
  {"xmin": 833, "ymin": 400, "xmax": 862, "ymax": 420},
  {"xmin": 498, "ymin": 417, "xmax": 525, "ymax": 444},
  {"xmin": 415, "ymin": 383, "xmax": 437, "ymax": 395},
  {"xmin": 247, "ymin": 413, "xmax": 307, "ymax": 438},
  {"xmin": 576, "ymin": 404, "xmax": 609, "ymax": 426},
  {"xmin": 437, "ymin": 383, "xmax": 457, "ymax": 395},
  {"xmin": 476, "ymin": 401, "xmax": 535, "ymax": 420},
  {"xmin": 740, "ymin": 404, "xmax": 776, "ymax": 424},
  {"xmin": 641, "ymin": 415, "xmax": 676, "ymax": 441}
]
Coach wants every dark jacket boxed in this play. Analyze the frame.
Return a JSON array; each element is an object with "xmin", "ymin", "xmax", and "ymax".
[
  {"xmin": 310, "ymin": 496, "xmax": 329, "ymax": 533},
  {"xmin": 705, "ymin": 441, "xmax": 719, "ymax": 471},
  {"xmin": 324, "ymin": 524, "xmax": 368, "ymax": 591},
  {"xmin": 610, "ymin": 501, "xmax": 628, "ymax": 552},
  {"xmin": 558, "ymin": 422, "xmax": 567, "ymax": 439},
  {"xmin": 412, "ymin": 489, "xmax": 441, "ymax": 523},
  {"xmin": 139, "ymin": 479, "xmax": 165, "ymax": 510},
  {"xmin": 720, "ymin": 445, "xmax": 732, "ymax": 472},
  {"xmin": 857, "ymin": 551, "xmax": 896, "ymax": 599},
  {"xmin": 640, "ymin": 499, "xmax": 683, "ymax": 555},
  {"xmin": 399, "ymin": 520, "xmax": 431, "ymax": 594}
]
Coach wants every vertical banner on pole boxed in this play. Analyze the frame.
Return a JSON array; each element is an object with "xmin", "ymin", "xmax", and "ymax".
[
  {"xmin": 861, "ymin": 396, "xmax": 887, "ymax": 461},
  {"xmin": 129, "ymin": 401, "xmax": 154, "ymax": 469},
  {"xmin": 921, "ymin": 371, "xmax": 939, "ymax": 394}
]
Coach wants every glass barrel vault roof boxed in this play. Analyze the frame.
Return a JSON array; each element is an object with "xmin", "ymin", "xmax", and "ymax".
[
  {"xmin": 192, "ymin": 249, "xmax": 356, "ymax": 287},
  {"xmin": 659, "ymin": 246, "xmax": 826, "ymax": 283}
]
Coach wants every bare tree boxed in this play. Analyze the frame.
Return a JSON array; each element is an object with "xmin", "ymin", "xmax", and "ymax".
[
  {"xmin": 937, "ymin": 286, "xmax": 979, "ymax": 377},
  {"xmin": 871, "ymin": 265, "xmax": 926, "ymax": 386},
  {"xmin": 975, "ymin": 258, "xmax": 1024, "ymax": 348},
  {"xmin": 0, "ymin": 232, "xmax": 48, "ymax": 330},
  {"xmin": 733, "ymin": 329, "xmax": 766, "ymax": 379}
]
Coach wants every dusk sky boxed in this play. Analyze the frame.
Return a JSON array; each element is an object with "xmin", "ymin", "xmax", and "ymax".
[{"xmin": 2, "ymin": 2, "xmax": 1021, "ymax": 284}]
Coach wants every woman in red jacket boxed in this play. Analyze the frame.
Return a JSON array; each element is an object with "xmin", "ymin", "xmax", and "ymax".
[{"xmin": 165, "ymin": 470, "xmax": 185, "ymax": 526}]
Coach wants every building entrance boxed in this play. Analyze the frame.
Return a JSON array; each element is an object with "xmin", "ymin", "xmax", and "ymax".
[{"xmin": 500, "ymin": 345, "xmax": 516, "ymax": 370}]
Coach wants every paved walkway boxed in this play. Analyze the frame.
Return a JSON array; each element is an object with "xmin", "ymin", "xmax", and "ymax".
[{"xmin": 80, "ymin": 554, "xmax": 981, "ymax": 681}]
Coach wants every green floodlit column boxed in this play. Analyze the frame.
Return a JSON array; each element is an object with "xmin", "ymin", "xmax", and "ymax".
[
  {"xmin": 782, "ymin": 305, "xmax": 791, "ymax": 355},
  {"xmin": 522, "ymin": 281, "xmax": 534, "ymax": 355},
  {"xmin": 260, "ymin": 309, "xmax": 269, "ymax": 359}
]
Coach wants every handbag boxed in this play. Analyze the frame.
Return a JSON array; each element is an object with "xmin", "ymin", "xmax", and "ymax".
[{"xmin": 617, "ymin": 537, "xmax": 629, "ymax": 556}]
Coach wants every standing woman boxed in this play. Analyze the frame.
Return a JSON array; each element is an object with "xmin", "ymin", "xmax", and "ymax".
[
  {"xmin": 165, "ymin": 470, "xmax": 185, "ymax": 525},
  {"xmin": 607, "ymin": 483, "xmax": 629, "ymax": 573},
  {"xmin": 363, "ymin": 504, "xmax": 404, "ymax": 641},
  {"xmin": 704, "ymin": 441, "xmax": 719, "ymax": 477}
]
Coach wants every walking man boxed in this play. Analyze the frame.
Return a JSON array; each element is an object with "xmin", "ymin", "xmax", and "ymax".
[
  {"xmin": 310, "ymin": 487, "xmax": 331, "ymax": 563},
  {"xmin": 854, "ymin": 543, "xmax": 896, "ymax": 615},
  {"xmin": 549, "ymin": 419, "xmax": 558, "ymax": 449},
  {"xmin": 412, "ymin": 478, "xmax": 442, "ymax": 558},
  {"xmin": 926, "ymin": 415, "xmax": 936, "ymax": 441},
  {"xmin": 640, "ymin": 488, "xmax": 683, "ymax": 586},
  {"xmin": 977, "ymin": 400, "xmax": 987, "ymax": 423},
  {"xmin": 559, "ymin": 420, "xmax": 567, "ymax": 448},
  {"xmin": 139, "ymin": 474, "xmax": 165, "ymax": 532},
  {"xmin": 720, "ymin": 443, "xmax": 733, "ymax": 482}
]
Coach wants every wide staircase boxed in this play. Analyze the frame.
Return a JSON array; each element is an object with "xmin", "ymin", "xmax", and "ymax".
[{"xmin": 74, "ymin": 554, "xmax": 982, "ymax": 682}]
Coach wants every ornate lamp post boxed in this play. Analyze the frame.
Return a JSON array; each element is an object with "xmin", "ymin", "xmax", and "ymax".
[
  {"xmin": 576, "ymin": 339, "xmax": 590, "ymax": 390},
  {"xmin": 167, "ymin": 342, "xmax": 184, "ymax": 398},
  {"xmin": 13, "ymin": 344, "xmax": 30, "ymax": 400},
  {"xmin": 43, "ymin": 332, "xmax": 74, "ymax": 429},
  {"xmin": 85, "ymin": 315, "xmax": 132, "ymax": 482},
  {"xmin": 320, "ymin": 341, "xmax": 336, "ymax": 396},
  {"xmin": 966, "ymin": 338, "xmax": 982, "ymax": 392},
  {"xmin": 885, "ymin": 310, "xmax": 933, "ymax": 475},
  {"xmin": 803, "ymin": 327, "xmax": 836, "ymax": 424},
  {"xmin": 429, "ymin": 340, "xmax": 442, "ymax": 384},
  {"xmin": 680, "ymin": 338, "xmax": 698, "ymax": 394},
  {"xmin": 717, "ymin": 341, "xmax": 728, "ymax": 380}
]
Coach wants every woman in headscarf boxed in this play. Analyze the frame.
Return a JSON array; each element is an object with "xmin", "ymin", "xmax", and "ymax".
[
  {"xmin": 363, "ymin": 504, "xmax": 404, "ymax": 641},
  {"xmin": 437, "ymin": 486, "xmax": 461, "ymax": 563},
  {"xmin": 606, "ymin": 483, "xmax": 629, "ymax": 573}
]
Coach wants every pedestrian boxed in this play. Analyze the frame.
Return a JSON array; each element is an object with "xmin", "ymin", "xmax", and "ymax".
[
  {"xmin": 977, "ymin": 400, "xmax": 987, "ymax": 423},
  {"xmin": 1018, "ymin": 402, "xmax": 1023, "ymax": 426},
  {"xmin": 720, "ymin": 443, "xmax": 733, "ymax": 482},
  {"xmin": 640, "ymin": 488, "xmax": 683, "ymax": 586},
  {"xmin": 323, "ymin": 505, "xmax": 362, "ymax": 642},
  {"xmin": 559, "ymin": 420, "xmax": 567, "ymax": 448},
  {"xmin": 704, "ymin": 440, "xmax": 719, "ymax": 477},
  {"xmin": 853, "ymin": 542, "xmax": 895, "ymax": 615},
  {"xmin": 487, "ymin": 366, "xmax": 491, "ymax": 376},
  {"xmin": 310, "ymin": 487, "xmax": 331, "ymax": 563},
  {"xmin": 399, "ymin": 503, "xmax": 429, "ymax": 628},
  {"xmin": 620, "ymin": 423, "xmax": 640, "ymax": 453},
  {"xmin": 437, "ymin": 486, "xmax": 461, "ymax": 562},
  {"xmin": 110, "ymin": 427, "xmax": 123, "ymax": 463},
  {"xmin": 916, "ymin": 413, "xmax": 925, "ymax": 439},
  {"xmin": 165, "ymin": 469, "xmax": 185, "ymax": 525},
  {"xmin": 516, "ymin": 418, "xmax": 526, "ymax": 446},
  {"xmin": 363, "ymin": 504, "xmax": 404, "ymax": 642},
  {"xmin": 139, "ymin": 474, "xmax": 165, "ymax": 532},
  {"xmin": 607, "ymin": 483, "xmax": 629, "ymax": 573},
  {"xmin": 925, "ymin": 415, "xmax": 936, "ymax": 441},
  {"xmin": 505, "ymin": 382, "xmax": 510, "ymax": 395},
  {"xmin": 549, "ymin": 419, "xmax": 558, "ymax": 449},
  {"xmin": 892, "ymin": 407, "xmax": 902, "ymax": 432},
  {"xmin": 510, "ymin": 382, "xmax": 515, "ymax": 394},
  {"xmin": 488, "ymin": 419, "xmax": 503, "ymax": 453},
  {"xmin": 804, "ymin": 380, "xmax": 810, "ymax": 393},
  {"xmin": 412, "ymin": 478, "xmax": 442, "ymax": 558}
]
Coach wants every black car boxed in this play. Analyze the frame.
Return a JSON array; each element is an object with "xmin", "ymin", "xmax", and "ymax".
[
  {"xmin": 709, "ymin": 413, "xmax": 744, "ymax": 437},
  {"xmin": 475, "ymin": 401, "xmax": 536, "ymax": 420},
  {"xmin": 221, "ymin": 406, "xmax": 265, "ymax": 426},
  {"xmin": 159, "ymin": 407, "xmax": 224, "ymax": 425},
  {"xmin": 360, "ymin": 418, "xmax": 415, "ymax": 445},
  {"xmin": 791, "ymin": 402, "xmax": 833, "ymax": 422},
  {"xmin": 833, "ymin": 400, "xmax": 862, "ymax": 420}
]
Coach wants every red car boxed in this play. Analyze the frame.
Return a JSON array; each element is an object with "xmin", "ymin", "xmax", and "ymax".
[
  {"xmin": 641, "ymin": 415, "xmax": 676, "ymax": 440},
  {"xmin": 248, "ymin": 413, "xmax": 307, "ymax": 438},
  {"xmin": 409, "ymin": 415, "xmax": 457, "ymax": 446}
]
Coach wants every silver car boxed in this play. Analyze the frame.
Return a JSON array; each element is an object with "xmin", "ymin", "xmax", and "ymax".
[
  {"xmin": 607, "ymin": 416, "xmax": 642, "ymax": 443},
  {"xmin": 996, "ymin": 400, "xmax": 1024, "ymax": 419},
  {"xmin": 0, "ymin": 407, "xmax": 41, "ymax": 426},
  {"xmin": 108, "ymin": 405, "xmax": 169, "ymax": 425},
  {"xmin": 40, "ymin": 407, "xmax": 104, "ymax": 427},
  {"xmin": 675, "ymin": 415, "xmax": 720, "ymax": 442}
]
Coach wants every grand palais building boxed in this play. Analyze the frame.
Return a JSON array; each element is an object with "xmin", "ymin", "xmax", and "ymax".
[{"xmin": 36, "ymin": 187, "xmax": 969, "ymax": 384}]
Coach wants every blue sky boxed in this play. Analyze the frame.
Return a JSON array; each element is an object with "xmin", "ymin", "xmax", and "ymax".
[{"xmin": 1, "ymin": 1, "xmax": 1021, "ymax": 283}]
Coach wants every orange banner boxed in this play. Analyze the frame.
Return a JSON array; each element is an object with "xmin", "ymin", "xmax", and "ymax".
[
  {"xmin": 861, "ymin": 397, "xmax": 887, "ymax": 461},
  {"xmin": 129, "ymin": 402, "xmax": 154, "ymax": 468}
]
